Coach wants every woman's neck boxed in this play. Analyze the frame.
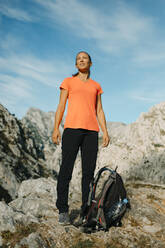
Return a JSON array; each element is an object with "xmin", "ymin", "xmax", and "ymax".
[{"xmin": 77, "ymin": 71, "xmax": 90, "ymax": 82}]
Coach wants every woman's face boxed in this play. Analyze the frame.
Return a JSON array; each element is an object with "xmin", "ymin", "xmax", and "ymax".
[{"xmin": 76, "ymin": 52, "xmax": 92, "ymax": 72}]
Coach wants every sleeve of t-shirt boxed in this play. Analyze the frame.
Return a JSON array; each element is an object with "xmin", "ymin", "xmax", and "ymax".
[
  {"xmin": 97, "ymin": 84, "xmax": 104, "ymax": 95},
  {"xmin": 60, "ymin": 78, "xmax": 69, "ymax": 90}
]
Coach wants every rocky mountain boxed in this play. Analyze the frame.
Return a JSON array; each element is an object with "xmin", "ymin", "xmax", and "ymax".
[
  {"xmin": 22, "ymin": 107, "xmax": 64, "ymax": 161},
  {"xmin": 46, "ymin": 102, "xmax": 165, "ymax": 194},
  {"xmin": 18, "ymin": 102, "xmax": 165, "ymax": 197},
  {"xmin": 98, "ymin": 102, "xmax": 165, "ymax": 184},
  {"xmin": 0, "ymin": 104, "xmax": 54, "ymax": 203},
  {"xmin": 0, "ymin": 102, "xmax": 165, "ymax": 247}
]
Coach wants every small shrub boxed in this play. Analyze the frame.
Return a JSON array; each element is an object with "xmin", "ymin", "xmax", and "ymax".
[
  {"xmin": 1, "ymin": 223, "xmax": 38, "ymax": 247},
  {"xmin": 147, "ymin": 193, "xmax": 159, "ymax": 201},
  {"xmin": 129, "ymin": 216, "xmax": 140, "ymax": 227},
  {"xmin": 71, "ymin": 239, "xmax": 94, "ymax": 248}
]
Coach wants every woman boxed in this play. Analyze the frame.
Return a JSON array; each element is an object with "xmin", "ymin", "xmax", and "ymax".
[{"xmin": 52, "ymin": 51, "xmax": 110, "ymax": 225}]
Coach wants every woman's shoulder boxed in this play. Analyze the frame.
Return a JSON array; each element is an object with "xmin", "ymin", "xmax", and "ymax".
[
  {"xmin": 63, "ymin": 76, "xmax": 74, "ymax": 82},
  {"xmin": 89, "ymin": 78, "xmax": 102, "ymax": 87}
]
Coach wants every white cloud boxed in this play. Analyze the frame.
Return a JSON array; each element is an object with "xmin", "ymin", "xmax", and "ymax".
[
  {"xmin": 1, "ymin": 0, "xmax": 162, "ymax": 64},
  {"xmin": 0, "ymin": 74, "xmax": 32, "ymax": 98},
  {"xmin": 0, "ymin": 54, "xmax": 68, "ymax": 117},
  {"xmin": 133, "ymin": 46, "xmax": 165, "ymax": 65},
  {"xmin": 0, "ymin": 54, "xmax": 72, "ymax": 88},
  {"xmin": 33, "ymin": 0, "xmax": 165, "ymax": 68},
  {"xmin": 132, "ymin": 95, "xmax": 162, "ymax": 103},
  {"xmin": 0, "ymin": 74, "xmax": 33, "ymax": 113},
  {"xmin": 0, "ymin": 24, "xmax": 74, "ymax": 117},
  {"xmin": 0, "ymin": 43, "xmax": 74, "ymax": 116},
  {"xmin": 0, "ymin": 34, "xmax": 22, "ymax": 52},
  {"xmin": 126, "ymin": 64, "xmax": 165, "ymax": 105},
  {"xmin": 1, "ymin": 0, "xmax": 164, "ymax": 66},
  {"xmin": 34, "ymin": 0, "xmax": 155, "ymax": 54},
  {"xmin": 129, "ymin": 86, "xmax": 165, "ymax": 103},
  {"xmin": 35, "ymin": 0, "xmax": 107, "ymax": 39},
  {"xmin": 0, "ymin": 3, "xmax": 33, "ymax": 22}
]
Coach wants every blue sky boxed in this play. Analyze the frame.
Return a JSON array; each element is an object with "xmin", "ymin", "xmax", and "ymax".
[{"xmin": 0, "ymin": 0, "xmax": 165, "ymax": 124}]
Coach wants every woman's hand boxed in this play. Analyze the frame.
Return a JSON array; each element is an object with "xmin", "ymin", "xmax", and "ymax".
[
  {"xmin": 52, "ymin": 129, "xmax": 61, "ymax": 145},
  {"xmin": 102, "ymin": 131, "xmax": 110, "ymax": 147}
]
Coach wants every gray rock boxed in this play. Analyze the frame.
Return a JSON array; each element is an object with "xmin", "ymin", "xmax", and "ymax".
[
  {"xmin": 0, "ymin": 201, "xmax": 16, "ymax": 232},
  {"xmin": 0, "ymin": 235, "xmax": 2, "ymax": 247},
  {"xmin": 22, "ymin": 107, "xmax": 64, "ymax": 160},
  {"xmin": 97, "ymin": 102, "xmax": 165, "ymax": 184},
  {"xmin": 15, "ymin": 232, "xmax": 48, "ymax": 248},
  {"xmin": 0, "ymin": 180, "xmax": 165, "ymax": 247},
  {"xmin": 0, "ymin": 201, "xmax": 38, "ymax": 234},
  {"xmin": 9, "ymin": 178, "xmax": 57, "ymax": 218},
  {"xmin": 0, "ymin": 104, "xmax": 52, "ymax": 202}
]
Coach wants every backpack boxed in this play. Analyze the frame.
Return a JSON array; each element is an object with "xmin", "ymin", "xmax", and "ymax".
[{"xmin": 83, "ymin": 166, "xmax": 130, "ymax": 232}]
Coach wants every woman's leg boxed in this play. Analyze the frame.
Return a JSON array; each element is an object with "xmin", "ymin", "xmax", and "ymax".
[
  {"xmin": 80, "ymin": 130, "xmax": 98, "ymax": 216},
  {"xmin": 56, "ymin": 149, "xmax": 78, "ymax": 213},
  {"xmin": 56, "ymin": 128, "xmax": 83, "ymax": 213}
]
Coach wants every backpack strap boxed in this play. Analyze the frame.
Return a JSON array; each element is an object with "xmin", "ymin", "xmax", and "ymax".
[
  {"xmin": 94, "ymin": 167, "xmax": 113, "ymax": 185},
  {"xmin": 97, "ymin": 172, "xmax": 116, "ymax": 209},
  {"xmin": 87, "ymin": 167, "xmax": 114, "ymax": 206},
  {"xmin": 96, "ymin": 172, "xmax": 117, "ymax": 229}
]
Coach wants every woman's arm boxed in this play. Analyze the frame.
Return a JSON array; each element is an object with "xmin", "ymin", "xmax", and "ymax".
[
  {"xmin": 96, "ymin": 94, "xmax": 110, "ymax": 147},
  {"xmin": 52, "ymin": 89, "xmax": 68, "ymax": 144}
]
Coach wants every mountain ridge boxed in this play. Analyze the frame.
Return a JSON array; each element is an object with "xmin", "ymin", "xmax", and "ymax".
[{"xmin": 0, "ymin": 102, "xmax": 165, "ymax": 247}]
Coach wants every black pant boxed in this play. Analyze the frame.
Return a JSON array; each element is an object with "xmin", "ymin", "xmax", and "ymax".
[{"xmin": 56, "ymin": 128, "xmax": 98, "ymax": 214}]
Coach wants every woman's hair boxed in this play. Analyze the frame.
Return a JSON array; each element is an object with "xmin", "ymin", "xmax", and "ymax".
[{"xmin": 72, "ymin": 51, "xmax": 92, "ymax": 78}]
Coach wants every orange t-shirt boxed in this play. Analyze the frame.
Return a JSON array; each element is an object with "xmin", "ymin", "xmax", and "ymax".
[{"xmin": 60, "ymin": 77, "xmax": 103, "ymax": 132}]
